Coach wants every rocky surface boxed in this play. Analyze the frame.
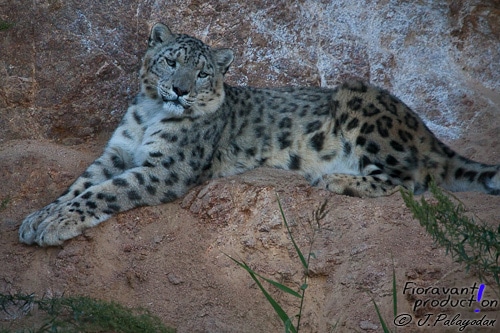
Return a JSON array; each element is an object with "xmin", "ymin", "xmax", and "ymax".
[{"xmin": 1, "ymin": 0, "xmax": 499, "ymax": 332}]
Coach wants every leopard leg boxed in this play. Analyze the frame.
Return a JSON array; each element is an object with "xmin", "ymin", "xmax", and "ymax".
[
  {"xmin": 321, "ymin": 173, "xmax": 402, "ymax": 198},
  {"xmin": 19, "ymin": 148, "xmax": 131, "ymax": 245}
]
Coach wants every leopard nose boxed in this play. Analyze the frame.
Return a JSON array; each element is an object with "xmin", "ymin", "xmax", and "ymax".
[{"xmin": 173, "ymin": 86, "xmax": 189, "ymax": 97}]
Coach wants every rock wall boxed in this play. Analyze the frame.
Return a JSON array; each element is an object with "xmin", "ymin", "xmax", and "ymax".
[{"xmin": 1, "ymin": 0, "xmax": 498, "ymax": 144}]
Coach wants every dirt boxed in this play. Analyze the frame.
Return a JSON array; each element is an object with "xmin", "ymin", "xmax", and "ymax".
[{"xmin": 0, "ymin": 135, "xmax": 499, "ymax": 333}]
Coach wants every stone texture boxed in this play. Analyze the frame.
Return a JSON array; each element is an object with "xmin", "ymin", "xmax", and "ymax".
[
  {"xmin": 0, "ymin": 1, "xmax": 499, "ymax": 332},
  {"xmin": 1, "ymin": 0, "xmax": 499, "ymax": 143},
  {"xmin": 1, "ymin": 141, "xmax": 499, "ymax": 332}
]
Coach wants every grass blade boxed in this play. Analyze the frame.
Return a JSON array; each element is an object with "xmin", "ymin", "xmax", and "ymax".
[
  {"xmin": 224, "ymin": 253, "xmax": 301, "ymax": 298},
  {"xmin": 254, "ymin": 272, "xmax": 302, "ymax": 298},
  {"xmin": 392, "ymin": 257, "xmax": 397, "ymax": 319},
  {"xmin": 372, "ymin": 299, "xmax": 391, "ymax": 333},
  {"xmin": 224, "ymin": 254, "xmax": 298, "ymax": 333},
  {"xmin": 277, "ymin": 195, "xmax": 308, "ymax": 271}
]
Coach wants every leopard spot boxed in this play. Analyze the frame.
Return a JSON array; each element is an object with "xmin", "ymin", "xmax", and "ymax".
[
  {"xmin": 133, "ymin": 111, "xmax": 143, "ymax": 124},
  {"xmin": 81, "ymin": 191, "xmax": 93, "ymax": 199},
  {"xmin": 112, "ymin": 178, "xmax": 129, "ymax": 187},
  {"xmin": 177, "ymin": 151, "xmax": 185, "ymax": 161},
  {"xmin": 81, "ymin": 171, "xmax": 92, "ymax": 178},
  {"xmin": 149, "ymin": 151, "xmax": 164, "ymax": 158},
  {"xmin": 440, "ymin": 144, "xmax": 456, "ymax": 158},
  {"xmin": 343, "ymin": 142, "xmax": 352, "ymax": 156},
  {"xmin": 161, "ymin": 133, "xmax": 179, "ymax": 142},
  {"xmin": 404, "ymin": 112, "xmax": 419, "ymax": 130},
  {"xmin": 165, "ymin": 172, "xmax": 180, "ymax": 186},
  {"xmin": 86, "ymin": 201, "xmax": 97, "ymax": 209},
  {"xmin": 362, "ymin": 103, "xmax": 381, "ymax": 117},
  {"xmin": 347, "ymin": 97, "xmax": 363, "ymax": 111},
  {"xmin": 255, "ymin": 126, "xmax": 265, "ymax": 138},
  {"xmin": 338, "ymin": 113, "xmax": 349, "ymax": 125},
  {"xmin": 134, "ymin": 172, "xmax": 145, "ymax": 185},
  {"xmin": 305, "ymin": 120, "xmax": 322, "ymax": 134},
  {"xmin": 342, "ymin": 81, "xmax": 368, "ymax": 93},
  {"xmin": 321, "ymin": 152, "xmax": 337, "ymax": 161},
  {"xmin": 288, "ymin": 154, "xmax": 301, "ymax": 170},
  {"xmin": 160, "ymin": 191, "xmax": 178, "ymax": 203},
  {"xmin": 360, "ymin": 122, "xmax": 375, "ymax": 134},
  {"xmin": 463, "ymin": 170, "xmax": 478, "ymax": 182},
  {"xmin": 359, "ymin": 155, "xmax": 371, "ymax": 169},
  {"xmin": 106, "ymin": 204, "xmax": 121, "ymax": 212},
  {"xmin": 346, "ymin": 118, "xmax": 359, "ymax": 131},
  {"xmin": 373, "ymin": 170, "xmax": 386, "ymax": 178},
  {"xmin": 366, "ymin": 142, "xmax": 380, "ymax": 154},
  {"xmin": 127, "ymin": 190, "xmax": 142, "ymax": 201},
  {"xmin": 386, "ymin": 155, "xmax": 398, "ymax": 166},
  {"xmin": 230, "ymin": 143, "xmax": 241, "ymax": 155},
  {"xmin": 376, "ymin": 93, "xmax": 399, "ymax": 116},
  {"xmin": 122, "ymin": 130, "xmax": 133, "ymax": 140},
  {"xmin": 376, "ymin": 116, "xmax": 393, "ymax": 138},
  {"xmin": 162, "ymin": 157, "xmax": 176, "ymax": 169},
  {"xmin": 278, "ymin": 132, "xmax": 292, "ymax": 150},
  {"xmin": 390, "ymin": 140, "xmax": 405, "ymax": 152},
  {"xmin": 111, "ymin": 155, "xmax": 125, "ymax": 169},
  {"xmin": 310, "ymin": 132, "xmax": 325, "ymax": 151},
  {"xmin": 97, "ymin": 193, "xmax": 117, "ymax": 202},
  {"xmin": 356, "ymin": 136, "xmax": 367, "ymax": 147},
  {"xmin": 103, "ymin": 168, "xmax": 113, "ymax": 179},
  {"xmin": 342, "ymin": 187, "xmax": 360, "ymax": 197},
  {"xmin": 478, "ymin": 171, "xmax": 495, "ymax": 185},
  {"xmin": 389, "ymin": 169, "xmax": 402, "ymax": 178},
  {"xmin": 245, "ymin": 148, "xmax": 257, "ymax": 157},
  {"xmin": 189, "ymin": 160, "xmax": 200, "ymax": 171},
  {"xmin": 398, "ymin": 130, "xmax": 413, "ymax": 143}
]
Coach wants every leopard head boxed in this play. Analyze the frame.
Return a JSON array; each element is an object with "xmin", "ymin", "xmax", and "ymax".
[{"xmin": 140, "ymin": 23, "xmax": 234, "ymax": 118}]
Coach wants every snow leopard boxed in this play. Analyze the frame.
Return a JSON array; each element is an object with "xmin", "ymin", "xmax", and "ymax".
[{"xmin": 19, "ymin": 23, "xmax": 500, "ymax": 246}]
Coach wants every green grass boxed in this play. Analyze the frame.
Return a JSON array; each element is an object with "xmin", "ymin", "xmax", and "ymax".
[
  {"xmin": 0, "ymin": 293, "xmax": 175, "ymax": 333},
  {"xmin": 401, "ymin": 180, "xmax": 500, "ymax": 294},
  {"xmin": 0, "ymin": 197, "xmax": 10, "ymax": 213},
  {"xmin": 370, "ymin": 257, "xmax": 398, "ymax": 333},
  {"xmin": 229, "ymin": 182, "xmax": 499, "ymax": 332},
  {"xmin": 5, "ymin": 180, "xmax": 495, "ymax": 332},
  {"xmin": 226, "ymin": 196, "xmax": 331, "ymax": 332},
  {"xmin": 0, "ymin": 198, "xmax": 9, "ymax": 213},
  {"xmin": 0, "ymin": 20, "xmax": 13, "ymax": 31},
  {"xmin": 370, "ymin": 181, "xmax": 500, "ymax": 332}
]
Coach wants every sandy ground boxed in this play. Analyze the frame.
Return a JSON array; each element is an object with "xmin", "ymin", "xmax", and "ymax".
[{"xmin": 0, "ymin": 136, "xmax": 499, "ymax": 332}]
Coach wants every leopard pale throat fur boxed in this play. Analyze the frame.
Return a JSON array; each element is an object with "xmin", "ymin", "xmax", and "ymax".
[{"xmin": 19, "ymin": 23, "xmax": 500, "ymax": 247}]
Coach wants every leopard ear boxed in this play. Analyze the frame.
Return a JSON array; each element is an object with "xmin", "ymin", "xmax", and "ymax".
[
  {"xmin": 149, "ymin": 23, "xmax": 175, "ymax": 48},
  {"xmin": 213, "ymin": 48, "xmax": 234, "ymax": 75}
]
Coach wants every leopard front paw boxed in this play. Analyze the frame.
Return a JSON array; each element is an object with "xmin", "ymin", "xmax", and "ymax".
[
  {"xmin": 19, "ymin": 203, "xmax": 59, "ymax": 245},
  {"xmin": 19, "ymin": 204, "xmax": 91, "ymax": 247}
]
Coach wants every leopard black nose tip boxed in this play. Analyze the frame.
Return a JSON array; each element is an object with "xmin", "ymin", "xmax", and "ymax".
[{"xmin": 173, "ymin": 86, "xmax": 189, "ymax": 97}]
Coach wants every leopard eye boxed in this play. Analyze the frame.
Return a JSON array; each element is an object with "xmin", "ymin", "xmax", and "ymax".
[
  {"xmin": 198, "ymin": 71, "xmax": 209, "ymax": 79},
  {"xmin": 165, "ymin": 58, "xmax": 176, "ymax": 67}
]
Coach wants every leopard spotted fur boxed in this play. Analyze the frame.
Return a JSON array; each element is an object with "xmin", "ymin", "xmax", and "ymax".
[{"xmin": 19, "ymin": 23, "xmax": 500, "ymax": 246}]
